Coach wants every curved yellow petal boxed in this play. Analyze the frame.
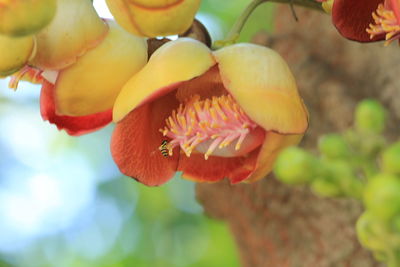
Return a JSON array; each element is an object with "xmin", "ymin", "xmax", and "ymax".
[
  {"xmin": 129, "ymin": 0, "xmax": 181, "ymax": 8},
  {"xmin": 214, "ymin": 43, "xmax": 308, "ymax": 134},
  {"xmin": 0, "ymin": 0, "xmax": 56, "ymax": 36},
  {"xmin": 106, "ymin": 0, "xmax": 200, "ymax": 37},
  {"xmin": 113, "ymin": 38, "xmax": 215, "ymax": 122},
  {"xmin": 54, "ymin": 21, "xmax": 148, "ymax": 116},
  {"xmin": 0, "ymin": 34, "xmax": 35, "ymax": 76},
  {"xmin": 30, "ymin": 0, "xmax": 108, "ymax": 70},
  {"xmin": 245, "ymin": 132, "xmax": 304, "ymax": 183}
]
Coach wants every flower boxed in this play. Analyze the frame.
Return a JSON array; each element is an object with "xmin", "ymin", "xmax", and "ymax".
[
  {"xmin": 0, "ymin": 0, "xmax": 56, "ymax": 36},
  {"xmin": 105, "ymin": 0, "xmax": 201, "ymax": 37},
  {"xmin": 46, "ymin": 20, "xmax": 148, "ymax": 117},
  {"xmin": 111, "ymin": 38, "xmax": 308, "ymax": 186},
  {"xmin": 10, "ymin": 19, "xmax": 148, "ymax": 135},
  {"xmin": 331, "ymin": 0, "xmax": 399, "ymax": 43},
  {"xmin": 1, "ymin": 0, "xmax": 108, "ymax": 77},
  {"xmin": 40, "ymin": 79, "xmax": 113, "ymax": 136},
  {"xmin": 30, "ymin": 0, "xmax": 109, "ymax": 70}
]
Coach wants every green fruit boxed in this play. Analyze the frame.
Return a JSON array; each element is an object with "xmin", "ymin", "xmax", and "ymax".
[
  {"xmin": 318, "ymin": 134, "xmax": 350, "ymax": 159},
  {"xmin": 311, "ymin": 178, "xmax": 341, "ymax": 197},
  {"xmin": 274, "ymin": 147, "xmax": 318, "ymax": 185},
  {"xmin": 356, "ymin": 212, "xmax": 387, "ymax": 251},
  {"xmin": 355, "ymin": 99, "xmax": 387, "ymax": 134},
  {"xmin": 382, "ymin": 142, "xmax": 400, "ymax": 175},
  {"xmin": 364, "ymin": 174, "xmax": 400, "ymax": 221}
]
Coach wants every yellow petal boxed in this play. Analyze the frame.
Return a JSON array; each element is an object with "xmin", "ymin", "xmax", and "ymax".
[
  {"xmin": 106, "ymin": 0, "xmax": 200, "ymax": 37},
  {"xmin": 54, "ymin": 21, "xmax": 148, "ymax": 116},
  {"xmin": 128, "ymin": 0, "xmax": 181, "ymax": 8},
  {"xmin": 0, "ymin": 0, "xmax": 56, "ymax": 36},
  {"xmin": 245, "ymin": 132, "xmax": 304, "ymax": 183},
  {"xmin": 214, "ymin": 43, "xmax": 308, "ymax": 134},
  {"xmin": 30, "ymin": 0, "xmax": 108, "ymax": 70},
  {"xmin": 113, "ymin": 38, "xmax": 216, "ymax": 122},
  {"xmin": 0, "ymin": 34, "xmax": 35, "ymax": 76}
]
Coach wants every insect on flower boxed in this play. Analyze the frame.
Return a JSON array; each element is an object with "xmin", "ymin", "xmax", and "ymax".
[{"xmin": 159, "ymin": 140, "xmax": 170, "ymax": 157}]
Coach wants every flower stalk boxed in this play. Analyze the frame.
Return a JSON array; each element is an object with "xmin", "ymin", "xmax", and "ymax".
[{"xmin": 214, "ymin": 0, "xmax": 323, "ymax": 48}]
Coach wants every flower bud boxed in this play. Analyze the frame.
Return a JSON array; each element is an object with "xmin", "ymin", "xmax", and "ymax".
[
  {"xmin": 356, "ymin": 212, "xmax": 387, "ymax": 252},
  {"xmin": 355, "ymin": 99, "xmax": 387, "ymax": 134},
  {"xmin": 311, "ymin": 178, "xmax": 341, "ymax": 197},
  {"xmin": 318, "ymin": 134, "xmax": 350, "ymax": 160},
  {"xmin": 274, "ymin": 147, "xmax": 318, "ymax": 185},
  {"xmin": 364, "ymin": 174, "xmax": 400, "ymax": 221},
  {"xmin": 382, "ymin": 141, "xmax": 400, "ymax": 176}
]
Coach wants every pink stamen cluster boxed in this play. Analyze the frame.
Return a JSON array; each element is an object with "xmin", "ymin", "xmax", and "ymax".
[
  {"xmin": 367, "ymin": 3, "xmax": 400, "ymax": 45},
  {"xmin": 160, "ymin": 94, "xmax": 257, "ymax": 160}
]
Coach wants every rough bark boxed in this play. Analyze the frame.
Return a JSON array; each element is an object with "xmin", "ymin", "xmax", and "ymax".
[{"xmin": 196, "ymin": 6, "xmax": 400, "ymax": 267}]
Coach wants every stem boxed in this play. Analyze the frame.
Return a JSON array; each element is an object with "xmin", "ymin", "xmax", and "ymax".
[
  {"xmin": 225, "ymin": 0, "xmax": 268, "ymax": 43},
  {"xmin": 214, "ymin": 0, "xmax": 323, "ymax": 48},
  {"xmin": 270, "ymin": 0, "xmax": 323, "ymax": 11}
]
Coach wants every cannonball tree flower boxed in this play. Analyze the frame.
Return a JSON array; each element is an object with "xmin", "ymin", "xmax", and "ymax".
[
  {"xmin": 111, "ymin": 38, "xmax": 308, "ymax": 186},
  {"xmin": 11, "ymin": 20, "xmax": 148, "ymax": 135},
  {"xmin": 30, "ymin": 0, "xmax": 109, "ymax": 70},
  {"xmin": 105, "ymin": 0, "xmax": 200, "ymax": 37},
  {"xmin": 0, "ymin": 0, "xmax": 56, "ymax": 36},
  {"xmin": 331, "ymin": 0, "xmax": 399, "ymax": 43}
]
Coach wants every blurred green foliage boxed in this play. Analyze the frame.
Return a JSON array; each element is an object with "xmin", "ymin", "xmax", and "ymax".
[{"xmin": 274, "ymin": 99, "xmax": 400, "ymax": 266}]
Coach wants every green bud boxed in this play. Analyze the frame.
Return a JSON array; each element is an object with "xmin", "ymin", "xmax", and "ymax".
[
  {"xmin": 359, "ymin": 134, "xmax": 386, "ymax": 158},
  {"xmin": 311, "ymin": 178, "xmax": 341, "ymax": 197},
  {"xmin": 364, "ymin": 174, "xmax": 400, "ymax": 221},
  {"xmin": 382, "ymin": 142, "xmax": 400, "ymax": 176},
  {"xmin": 315, "ymin": 160, "xmax": 363, "ymax": 198},
  {"xmin": 355, "ymin": 99, "xmax": 387, "ymax": 134},
  {"xmin": 356, "ymin": 212, "xmax": 387, "ymax": 251},
  {"xmin": 274, "ymin": 147, "xmax": 318, "ymax": 185},
  {"xmin": 318, "ymin": 134, "xmax": 350, "ymax": 160}
]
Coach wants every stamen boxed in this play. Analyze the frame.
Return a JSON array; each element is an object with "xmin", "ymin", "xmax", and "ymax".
[
  {"xmin": 367, "ymin": 3, "xmax": 400, "ymax": 45},
  {"xmin": 160, "ymin": 94, "xmax": 258, "ymax": 160},
  {"xmin": 8, "ymin": 66, "xmax": 44, "ymax": 90}
]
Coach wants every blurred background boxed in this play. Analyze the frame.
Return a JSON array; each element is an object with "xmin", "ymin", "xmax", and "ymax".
[{"xmin": 0, "ymin": 0, "xmax": 274, "ymax": 266}]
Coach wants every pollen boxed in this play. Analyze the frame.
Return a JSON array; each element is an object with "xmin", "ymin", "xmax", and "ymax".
[
  {"xmin": 367, "ymin": 3, "xmax": 400, "ymax": 45},
  {"xmin": 160, "ymin": 94, "xmax": 258, "ymax": 160}
]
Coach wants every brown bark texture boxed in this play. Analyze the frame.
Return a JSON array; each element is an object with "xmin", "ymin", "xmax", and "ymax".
[{"xmin": 196, "ymin": 6, "xmax": 400, "ymax": 267}]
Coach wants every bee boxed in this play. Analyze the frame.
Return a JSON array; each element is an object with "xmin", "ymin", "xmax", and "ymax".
[{"xmin": 159, "ymin": 140, "xmax": 169, "ymax": 157}]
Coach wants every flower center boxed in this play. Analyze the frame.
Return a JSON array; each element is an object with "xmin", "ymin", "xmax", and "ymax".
[
  {"xmin": 367, "ymin": 3, "xmax": 400, "ymax": 45},
  {"xmin": 160, "ymin": 94, "xmax": 262, "ymax": 160}
]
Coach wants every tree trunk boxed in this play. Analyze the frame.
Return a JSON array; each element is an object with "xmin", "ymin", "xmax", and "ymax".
[{"xmin": 196, "ymin": 6, "xmax": 400, "ymax": 267}]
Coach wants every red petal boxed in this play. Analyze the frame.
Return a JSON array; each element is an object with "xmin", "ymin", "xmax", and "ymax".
[
  {"xmin": 40, "ymin": 80, "xmax": 112, "ymax": 136},
  {"xmin": 111, "ymin": 92, "xmax": 180, "ymax": 186},
  {"xmin": 390, "ymin": 0, "xmax": 400, "ymax": 22},
  {"xmin": 332, "ymin": 0, "xmax": 383, "ymax": 42},
  {"xmin": 177, "ymin": 148, "xmax": 260, "ymax": 184}
]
